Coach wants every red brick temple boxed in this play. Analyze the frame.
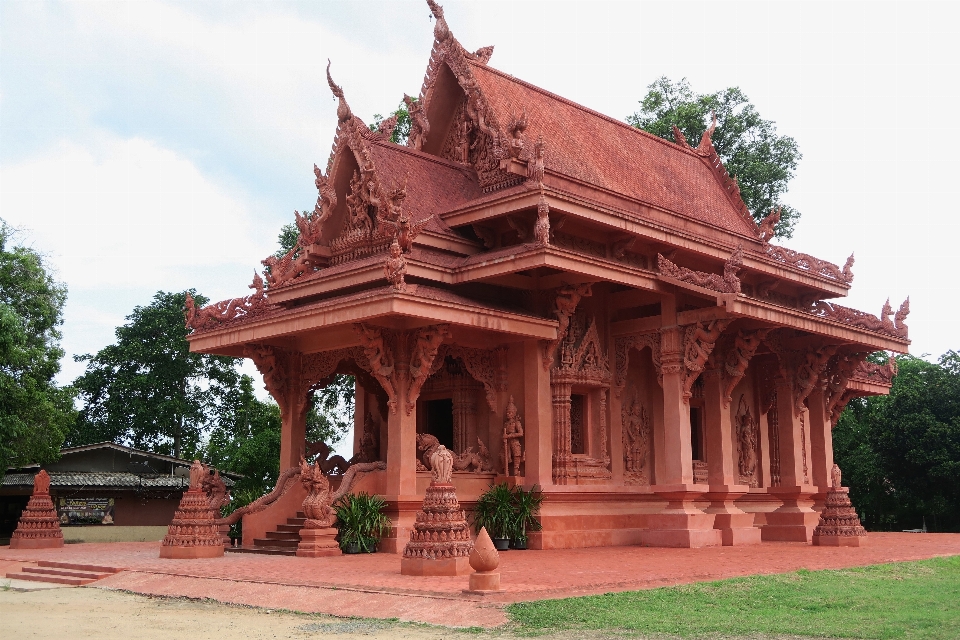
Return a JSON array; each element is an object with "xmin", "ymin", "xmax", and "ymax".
[{"xmin": 185, "ymin": 1, "xmax": 908, "ymax": 551}]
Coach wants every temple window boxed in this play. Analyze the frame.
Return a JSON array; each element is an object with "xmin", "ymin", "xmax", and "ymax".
[{"xmin": 570, "ymin": 394, "xmax": 586, "ymax": 454}]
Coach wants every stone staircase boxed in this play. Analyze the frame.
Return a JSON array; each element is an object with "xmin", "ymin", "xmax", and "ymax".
[
  {"xmin": 226, "ymin": 511, "xmax": 306, "ymax": 556},
  {"xmin": 5, "ymin": 561, "xmax": 123, "ymax": 585}
]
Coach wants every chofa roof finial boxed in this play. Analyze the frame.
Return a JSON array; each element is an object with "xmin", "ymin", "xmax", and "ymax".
[
  {"xmin": 426, "ymin": 0, "xmax": 451, "ymax": 42},
  {"xmin": 326, "ymin": 59, "xmax": 353, "ymax": 123},
  {"xmin": 697, "ymin": 110, "xmax": 718, "ymax": 153}
]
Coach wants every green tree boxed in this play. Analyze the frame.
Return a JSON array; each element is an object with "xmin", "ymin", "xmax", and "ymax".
[
  {"xmin": 70, "ymin": 290, "xmax": 241, "ymax": 459},
  {"xmin": 0, "ymin": 221, "xmax": 75, "ymax": 479},
  {"xmin": 628, "ymin": 77, "xmax": 802, "ymax": 238},
  {"xmin": 834, "ymin": 352, "xmax": 960, "ymax": 532}
]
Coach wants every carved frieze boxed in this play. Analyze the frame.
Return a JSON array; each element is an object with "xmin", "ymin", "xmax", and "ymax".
[
  {"xmin": 765, "ymin": 244, "xmax": 854, "ymax": 285},
  {"xmin": 185, "ymin": 273, "xmax": 271, "ymax": 333},
  {"xmin": 657, "ymin": 245, "xmax": 743, "ymax": 294},
  {"xmin": 807, "ymin": 298, "xmax": 909, "ymax": 339}
]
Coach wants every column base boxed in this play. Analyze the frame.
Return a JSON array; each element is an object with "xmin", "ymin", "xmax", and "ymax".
[
  {"xmin": 400, "ymin": 556, "xmax": 471, "ymax": 576},
  {"xmin": 297, "ymin": 527, "xmax": 341, "ymax": 557},
  {"xmin": 464, "ymin": 570, "xmax": 505, "ymax": 594},
  {"xmin": 713, "ymin": 513, "xmax": 761, "ymax": 546},
  {"xmin": 813, "ymin": 534, "xmax": 865, "ymax": 547},
  {"xmin": 159, "ymin": 544, "xmax": 224, "ymax": 559},
  {"xmin": 762, "ymin": 487, "xmax": 820, "ymax": 543},
  {"xmin": 643, "ymin": 488, "xmax": 721, "ymax": 548}
]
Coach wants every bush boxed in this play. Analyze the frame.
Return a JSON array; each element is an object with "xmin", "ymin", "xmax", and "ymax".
[{"xmin": 332, "ymin": 492, "xmax": 391, "ymax": 553}]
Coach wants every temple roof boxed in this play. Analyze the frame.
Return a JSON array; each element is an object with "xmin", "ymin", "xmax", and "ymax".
[{"xmin": 464, "ymin": 61, "xmax": 760, "ymax": 239}]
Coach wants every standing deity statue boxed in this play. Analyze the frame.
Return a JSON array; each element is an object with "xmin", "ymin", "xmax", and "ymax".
[
  {"xmin": 384, "ymin": 240, "xmax": 407, "ymax": 291},
  {"xmin": 736, "ymin": 396, "xmax": 758, "ymax": 486},
  {"xmin": 622, "ymin": 394, "xmax": 649, "ymax": 483},
  {"xmin": 831, "ymin": 463, "xmax": 843, "ymax": 489},
  {"xmin": 188, "ymin": 460, "xmax": 205, "ymax": 490},
  {"xmin": 502, "ymin": 395, "xmax": 525, "ymax": 476},
  {"xmin": 431, "ymin": 445, "xmax": 454, "ymax": 484}
]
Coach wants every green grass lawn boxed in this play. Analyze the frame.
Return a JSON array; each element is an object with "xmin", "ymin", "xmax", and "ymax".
[{"xmin": 506, "ymin": 556, "xmax": 960, "ymax": 639}]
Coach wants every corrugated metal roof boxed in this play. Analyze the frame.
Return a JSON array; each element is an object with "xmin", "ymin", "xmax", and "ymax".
[{"xmin": 2, "ymin": 472, "xmax": 234, "ymax": 489}]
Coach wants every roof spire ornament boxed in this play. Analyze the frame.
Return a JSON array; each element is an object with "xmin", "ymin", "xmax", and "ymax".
[
  {"xmin": 697, "ymin": 111, "xmax": 718, "ymax": 154},
  {"xmin": 427, "ymin": 0, "xmax": 452, "ymax": 43},
  {"xmin": 758, "ymin": 208, "xmax": 781, "ymax": 243},
  {"xmin": 672, "ymin": 125, "xmax": 691, "ymax": 149},
  {"xmin": 534, "ymin": 186, "xmax": 550, "ymax": 246},
  {"xmin": 326, "ymin": 60, "xmax": 353, "ymax": 123}
]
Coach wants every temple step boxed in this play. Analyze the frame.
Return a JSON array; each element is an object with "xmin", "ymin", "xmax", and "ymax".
[
  {"xmin": 37, "ymin": 561, "xmax": 124, "ymax": 574},
  {"xmin": 264, "ymin": 531, "xmax": 300, "ymax": 541},
  {"xmin": 288, "ymin": 517, "xmax": 306, "ymax": 526},
  {"xmin": 226, "ymin": 545, "xmax": 297, "ymax": 556},
  {"xmin": 253, "ymin": 536, "xmax": 298, "ymax": 548},
  {"xmin": 21, "ymin": 566, "xmax": 112, "ymax": 581},
  {"xmin": 276, "ymin": 524, "xmax": 303, "ymax": 534},
  {"xmin": 4, "ymin": 560, "xmax": 124, "ymax": 586},
  {"xmin": 5, "ymin": 571, "xmax": 95, "ymax": 586}
]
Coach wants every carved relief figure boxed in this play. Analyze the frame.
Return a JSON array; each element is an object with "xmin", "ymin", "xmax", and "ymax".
[
  {"xmin": 502, "ymin": 395, "xmax": 525, "ymax": 476},
  {"xmin": 383, "ymin": 240, "xmax": 407, "ymax": 291},
  {"xmin": 407, "ymin": 324, "xmax": 451, "ymax": 414},
  {"xmin": 735, "ymin": 395, "xmax": 759, "ymax": 487},
  {"xmin": 506, "ymin": 109, "xmax": 527, "ymax": 159},
  {"xmin": 534, "ymin": 190, "xmax": 550, "ymax": 246},
  {"xmin": 354, "ymin": 324, "xmax": 397, "ymax": 412},
  {"xmin": 622, "ymin": 393, "xmax": 650, "ymax": 485},
  {"xmin": 350, "ymin": 412, "xmax": 380, "ymax": 464},
  {"xmin": 527, "ymin": 135, "xmax": 545, "ymax": 183}
]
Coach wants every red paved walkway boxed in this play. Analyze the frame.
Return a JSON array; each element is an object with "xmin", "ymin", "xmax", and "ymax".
[{"xmin": 4, "ymin": 533, "xmax": 960, "ymax": 627}]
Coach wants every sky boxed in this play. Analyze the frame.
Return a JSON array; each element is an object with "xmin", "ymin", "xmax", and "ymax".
[{"xmin": 2, "ymin": 1, "xmax": 958, "ymax": 454}]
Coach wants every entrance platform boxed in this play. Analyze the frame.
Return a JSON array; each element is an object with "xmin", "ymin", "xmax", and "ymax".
[{"xmin": 3, "ymin": 533, "xmax": 960, "ymax": 627}]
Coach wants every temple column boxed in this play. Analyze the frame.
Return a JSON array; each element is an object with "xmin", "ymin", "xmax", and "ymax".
[
  {"xmin": 523, "ymin": 339, "xmax": 554, "ymax": 490},
  {"xmin": 762, "ymin": 375, "xmax": 818, "ymax": 542},
  {"xmin": 646, "ymin": 322, "xmax": 719, "ymax": 548},
  {"xmin": 807, "ymin": 385, "xmax": 833, "ymax": 493},
  {"xmin": 702, "ymin": 369, "xmax": 759, "ymax": 545},
  {"xmin": 609, "ymin": 386, "xmax": 625, "ymax": 484}
]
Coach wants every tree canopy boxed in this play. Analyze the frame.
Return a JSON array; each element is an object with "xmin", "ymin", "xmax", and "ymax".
[
  {"xmin": 834, "ymin": 352, "xmax": 960, "ymax": 532},
  {"xmin": 70, "ymin": 290, "xmax": 241, "ymax": 459},
  {"xmin": 628, "ymin": 77, "xmax": 802, "ymax": 238},
  {"xmin": 0, "ymin": 221, "xmax": 75, "ymax": 479}
]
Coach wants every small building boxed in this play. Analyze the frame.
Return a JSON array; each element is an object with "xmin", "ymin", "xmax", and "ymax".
[{"xmin": 1, "ymin": 442, "xmax": 234, "ymax": 544}]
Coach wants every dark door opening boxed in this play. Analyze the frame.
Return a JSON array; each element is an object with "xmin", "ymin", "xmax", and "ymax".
[
  {"xmin": 690, "ymin": 406, "xmax": 703, "ymax": 461},
  {"xmin": 426, "ymin": 398, "xmax": 454, "ymax": 451}
]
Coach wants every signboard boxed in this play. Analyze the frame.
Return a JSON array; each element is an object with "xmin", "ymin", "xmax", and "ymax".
[{"xmin": 58, "ymin": 497, "xmax": 115, "ymax": 525}]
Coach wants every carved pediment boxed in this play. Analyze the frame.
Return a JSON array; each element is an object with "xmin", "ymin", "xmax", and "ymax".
[{"xmin": 553, "ymin": 316, "xmax": 610, "ymax": 386}]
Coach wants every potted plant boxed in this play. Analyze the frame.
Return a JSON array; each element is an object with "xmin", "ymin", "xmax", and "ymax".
[
  {"xmin": 332, "ymin": 492, "xmax": 391, "ymax": 554},
  {"xmin": 511, "ymin": 485, "xmax": 543, "ymax": 549},
  {"xmin": 473, "ymin": 483, "xmax": 515, "ymax": 550}
]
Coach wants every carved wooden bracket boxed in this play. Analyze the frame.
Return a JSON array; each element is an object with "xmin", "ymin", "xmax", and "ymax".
[
  {"xmin": 679, "ymin": 319, "xmax": 732, "ymax": 402},
  {"xmin": 718, "ymin": 328, "xmax": 771, "ymax": 407},
  {"xmin": 542, "ymin": 282, "xmax": 593, "ymax": 371}
]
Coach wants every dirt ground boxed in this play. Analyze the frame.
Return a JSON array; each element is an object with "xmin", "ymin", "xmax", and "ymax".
[{"xmin": 0, "ymin": 586, "xmax": 489, "ymax": 640}]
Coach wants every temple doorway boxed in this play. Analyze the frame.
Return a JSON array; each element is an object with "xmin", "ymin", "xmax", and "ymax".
[{"xmin": 425, "ymin": 398, "xmax": 454, "ymax": 451}]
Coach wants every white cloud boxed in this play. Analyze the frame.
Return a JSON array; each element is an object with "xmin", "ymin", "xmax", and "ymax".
[{"xmin": 0, "ymin": 135, "xmax": 271, "ymax": 290}]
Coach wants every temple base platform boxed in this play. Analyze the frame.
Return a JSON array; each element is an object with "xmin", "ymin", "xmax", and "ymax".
[
  {"xmin": 400, "ymin": 556, "xmax": 471, "ymax": 576},
  {"xmin": 9, "ymin": 537, "xmax": 64, "ymax": 550},
  {"xmin": 159, "ymin": 544, "xmax": 224, "ymax": 559}
]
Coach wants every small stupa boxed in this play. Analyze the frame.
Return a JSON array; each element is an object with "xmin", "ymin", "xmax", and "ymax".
[
  {"xmin": 160, "ymin": 460, "xmax": 224, "ymax": 559},
  {"xmin": 813, "ymin": 464, "xmax": 867, "ymax": 547},
  {"xmin": 10, "ymin": 470, "xmax": 64, "ymax": 549},
  {"xmin": 463, "ymin": 526, "xmax": 505, "ymax": 594},
  {"xmin": 401, "ymin": 445, "xmax": 473, "ymax": 576}
]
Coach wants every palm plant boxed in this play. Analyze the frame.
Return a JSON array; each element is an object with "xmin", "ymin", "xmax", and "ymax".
[
  {"xmin": 512, "ymin": 484, "xmax": 544, "ymax": 545},
  {"xmin": 473, "ymin": 483, "xmax": 516, "ymax": 542},
  {"xmin": 332, "ymin": 492, "xmax": 391, "ymax": 553}
]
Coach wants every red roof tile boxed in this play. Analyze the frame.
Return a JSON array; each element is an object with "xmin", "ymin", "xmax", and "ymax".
[{"xmin": 466, "ymin": 61, "xmax": 759, "ymax": 238}]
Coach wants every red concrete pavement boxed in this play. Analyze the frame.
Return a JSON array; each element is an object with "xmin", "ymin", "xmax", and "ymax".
[{"xmin": 3, "ymin": 533, "xmax": 960, "ymax": 627}]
